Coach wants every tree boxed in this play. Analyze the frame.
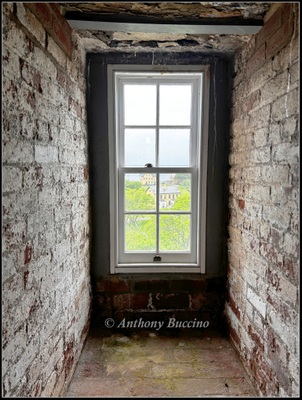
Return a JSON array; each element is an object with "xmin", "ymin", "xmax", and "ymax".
[{"xmin": 124, "ymin": 180, "xmax": 191, "ymax": 252}]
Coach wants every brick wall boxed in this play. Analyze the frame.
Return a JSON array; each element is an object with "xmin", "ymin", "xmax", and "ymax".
[
  {"xmin": 93, "ymin": 276, "xmax": 226, "ymax": 331},
  {"xmin": 226, "ymin": 3, "xmax": 299, "ymax": 397},
  {"xmin": 2, "ymin": 3, "xmax": 91, "ymax": 397}
]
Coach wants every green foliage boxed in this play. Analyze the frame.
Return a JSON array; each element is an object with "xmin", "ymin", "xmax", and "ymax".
[
  {"xmin": 170, "ymin": 190, "xmax": 190, "ymax": 211},
  {"xmin": 173, "ymin": 174, "xmax": 191, "ymax": 191},
  {"xmin": 124, "ymin": 180, "xmax": 191, "ymax": 252},
  {"xmin": 125, "ymin": 215, "xmax": 156, "ymax": 251},
  {"xmin": 159, "ymin": 215, "xmax": 190, "ymax": 251},
  {"xmin": 125, "ymin": 180, "xmax": 155, "ymax": 211}
]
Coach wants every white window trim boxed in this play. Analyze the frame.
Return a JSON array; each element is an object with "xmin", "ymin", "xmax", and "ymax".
[{"xmin": 108, "ymin": 64, "xmax": 210, "ymax": 274}]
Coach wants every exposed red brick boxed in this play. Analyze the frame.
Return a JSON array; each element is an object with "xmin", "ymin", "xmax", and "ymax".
[
  {"xmin": 256, "ymin": 6, "xmax": 282, "ymax": 49},
  {"xmin": 53, "ymin": 19, "xmax": 72, "ymax": 58},
  {"xmin": 190, "ymin": 293, "xmax": 206, "ymax": 310},
  {"xmin": 133, "ymin": 279, "xmax": 169, "ymax": 292},
  {"xmin": 229, "ymin": 324, "xmax": 241, "ymax": 349},
  {"xmin": 169, "ymin": 279, "xmax": 206, "ymax": 291},
  {"xmin": 83, "ymin": 166, "xmax": 88, "ymax": 180},
  {"xmin": 266, "ymin": 17, "xmax": 294, "ymax": 59},
  {"xmin": 33, "ymin": 72, "xmax": 42, "ymax": 93},
  {"xmin": 24, "ymin": 245, "xmax": 32, "ymax": 264},
  {"xmin": 25, "ymin": 3, "xmax": 72, "ymax": 58},
  {"xmin": 113, "ymin": 294, "xmax": 131, "ymax": 310},
  {"xmin": 25, "ymin": 3, "xmax": 52, "ymax": 29},
  {"xmin": 282, "ymin": 257, "xmax": 298, "ymax": 281},
  {"xmin": 24, "ymin": 270, "xmax": 29, "ymax": 288},
  {"xmin": 26, "ymin": 90, "xmax": 36, "ymax": 109},
  {"xmin": 246, "ymin": 43, "xmax": 266, "ymax": 76},
  {"xmin": 281, "ymin": 3, "xmax": 292, "ymax": 24},
  {"xmin": 63, "ymin": 340, "xmax": 74, "ymax": 376},
  {"xmin": 131, "ymin": 293, "xmax": 149, "ymax": 309},
  {"xmin": 56, "ymin": 68, "xmax": 67, "ymax": 88},
  {"xmin": 248, "ymin": 324, "xmax": 264, "ymax": 352},
  {"xmin": 227, "ymin": 295, "xmax": 241, "ymax": 320},
  {"xmin": 238, "ymin": 199, "xmax": 245, "ymax": 209},
  {"xmin": 110, "ymin": 279, "xmax": 131, "ymax": 293},
  {"xmin": 152, "ymin": 293, "xmax": 189, "ymax": 310}
]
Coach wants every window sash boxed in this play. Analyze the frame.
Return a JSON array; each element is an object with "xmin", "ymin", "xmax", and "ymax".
[
  {"xmin": 118, "ymin": 167, "xmax": 198, "ymax": 263},
  {"xmin": 108, "ymin": 66, "xmax": 208, "ymax": 273}
]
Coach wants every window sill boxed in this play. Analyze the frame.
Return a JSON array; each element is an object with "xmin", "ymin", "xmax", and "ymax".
[{"xmin": 113, "ymin": 264, "xmax": 204, "ymax": 274}]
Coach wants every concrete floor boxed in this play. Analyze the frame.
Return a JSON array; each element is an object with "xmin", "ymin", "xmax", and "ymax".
[{"xmin": 64, "ymin": 327, "xmax": 257, "ymax": 398}]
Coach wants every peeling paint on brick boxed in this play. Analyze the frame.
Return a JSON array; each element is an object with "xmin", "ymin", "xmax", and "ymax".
[
  {"xmin": 2, "ymin": 2, "xmax": 91, "ymax": 397},
  {"xmin": 227, "ymin": 3, "xmax": 299, "ymax": 397}
]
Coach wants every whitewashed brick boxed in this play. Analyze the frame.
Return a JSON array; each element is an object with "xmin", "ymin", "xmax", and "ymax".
[
  {"xmin": 47, "ymin": 36, "xmax": 67, "ymax": 69},
  {"xmin": 35, "ymin": 145, "xmax": 58, "ymax": 164},
  {"xmin": 3, "ymin": 166, "xmax": 23, "ymax": 193},
  {"xmin": 3, "ymin": 139, "xmax": 34, "ymax": 164},
  {"xmin": 16, "ymin": 4, "xmax": 45, "ymax": 47},
  {"xmin": 247, "ymin": 287, "xmax": 266, "ymax": 318},
  {"xmin": 267, "ymin": 308, "xmax": 297, "ymax": 351}
]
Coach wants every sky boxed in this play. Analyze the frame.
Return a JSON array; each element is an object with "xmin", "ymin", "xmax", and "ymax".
[{"xmin": 123, "ymin": 84, "xmax": 192, "ymax": 167}]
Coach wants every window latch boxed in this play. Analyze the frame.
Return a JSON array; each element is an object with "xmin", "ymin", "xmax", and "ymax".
[
  {"xmin": 145, "ymin": 163, "xmax": 153, "ymax": 168},
  {"xmin": 153, "ymin": 255, "xmax": 161, "ymax": 262}
]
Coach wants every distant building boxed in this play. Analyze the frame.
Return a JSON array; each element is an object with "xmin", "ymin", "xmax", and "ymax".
[
  {"xmin": 140, "ymin": 173, "xmax": 156, "ymax": 185},
  {"xmin": 146, "ymin": 185, "xmax": 180, "ymax": 208}
]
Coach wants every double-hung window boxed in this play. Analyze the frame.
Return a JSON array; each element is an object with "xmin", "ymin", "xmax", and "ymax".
[{"xmin": 108, "ymin": 66, "xmax": 209, "ymax": 273}]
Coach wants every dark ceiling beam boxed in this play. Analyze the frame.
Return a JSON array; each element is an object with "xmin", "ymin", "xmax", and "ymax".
[{"xmin": 65, "ymin": 12, "xmax": 263, "ymax": 34}]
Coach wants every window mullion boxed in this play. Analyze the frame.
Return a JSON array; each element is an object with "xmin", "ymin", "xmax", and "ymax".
[{"xmin": 156, "ymin": 83, "xmax": 160, "ymax": 254}]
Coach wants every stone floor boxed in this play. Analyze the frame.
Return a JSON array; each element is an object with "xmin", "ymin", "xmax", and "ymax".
[{"xmin": 64, "ymin": 326, "xmax": 257, "ymax": 398}]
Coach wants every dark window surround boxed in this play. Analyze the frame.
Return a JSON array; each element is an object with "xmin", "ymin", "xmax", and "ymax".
[{"xmin": 86, "ymin": 51, "xmax": 231, "ymax": 280}]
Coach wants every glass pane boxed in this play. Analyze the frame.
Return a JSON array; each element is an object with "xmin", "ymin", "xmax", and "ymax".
[
  {"xmin": 159, "ymin": 174, "xmax": 191, "ymax": 211},
  {"xmin": 159, "ymin": 85, "xmax": 191, "ymax": 125},
  {"xmin": 159, "ymin": 129, "xmax": 190, "ymax": 166},
  {"xmin": 124, "ymin": 85, "xmax": 156, "ymax": 125},
  {"xmin": 125, "ymin": 128, "xmax": 155, "ymax": 167},
  {"xmin": 125, "ymin": 174, "xmax": 156, "ymax": 211},
  {"xmin": 125, "ymin": 214, "xmax": 156, "ymax": 251},
  {"xmin": 159, "ymin": 215, "xmax": 191, "ymax": 252}
]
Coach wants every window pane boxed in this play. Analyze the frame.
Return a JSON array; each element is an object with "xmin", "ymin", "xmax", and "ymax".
[
  {"xmin": 160, "ymin": 174, "xmax": 191, "ymax": 211},
  {"xmin": 125, "ymin": 174, "xmax": 156, "ymax": 211},
  {"xmin": 124, "ymin": 85, "xmax": 156, "ymax": 125},
  {"xmin": 125, "ymin": 128, "xmax": 155, "ymax": 166},
  {"xmin": 159, "ymin": 85, "xmax": 191, "ymax": 125},
  {"xmin": 159, "ymin": 215, "xmax": 191, "ymax": 251},
  {"xmin": 125, "ymin": 215, "xmax": 156, "ymax": 251},
  {"xmin": 159, "ymin": 129, "xmax": 190, "ymax": 166}
]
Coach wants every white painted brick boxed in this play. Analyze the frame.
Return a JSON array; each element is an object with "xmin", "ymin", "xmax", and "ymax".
[
  {"xmin": 41, "ymin": 370, "xmax": 58, "ymax": 397},
  {"xmin": 263, "ymin": 205, "xmax": 291, "ymax": 230},
  {"xmin": 3, "ymin": 139, "xmax": 34, "ymax": 164},
  {"xmin": 282, "ymin": 115, "xmax": 298, "ymax": 138},
  {"xmin": 250, "ymin": 147, "xmax": 271, "ymax": 164},
  {"xmin": 47, "ymin": 36, "xmax": 67, "ymax": 69},
  {"xmin": 267, "ymin": 307, "xmax": 297, "ymax": 351},
  {"xmin": 35, "ymin": 145, "xmax": 58, "ymax": 164},
  {"xmin": 253, "ymin": 127, "xmax": 268, "ymax": 147},
  {"xmin": 27, "ymin": 208, "xmax": 54, "ymax": 235},
  {"xmin": 283, "ymin": 232, "xmax": 299, "ymax": 258},
  {"xmin": 273, "ymin": 142, "xmax": 298, "ymax": 163},
  {"xmin": 247, "ymin": 287, "xmax": 266, "ymax": 318},
  {"xmin": 16, "ymin": 4, "xmax": 45, "ymax": 47},
  {"xmin": 2, "ymin": 166, "xmax": 23, "ymax": 193}
]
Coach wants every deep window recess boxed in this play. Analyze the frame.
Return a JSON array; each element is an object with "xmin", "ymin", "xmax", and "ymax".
[{"xmin": 108, "ymin": 66, "xmax": 209, "ymax": 273}]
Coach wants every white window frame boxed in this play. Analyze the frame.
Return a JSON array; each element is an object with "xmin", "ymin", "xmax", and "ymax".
[{"xmin": 108, "ymin": 65, "xmax": 210, "ymax": 274}]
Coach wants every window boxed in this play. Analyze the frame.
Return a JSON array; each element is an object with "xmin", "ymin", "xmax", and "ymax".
[{"xmin": 108, "ymin": 65, "xmax": 209, "ymax": 273}]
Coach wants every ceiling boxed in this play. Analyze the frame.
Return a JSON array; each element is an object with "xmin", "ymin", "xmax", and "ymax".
[{"xmin": 60, "ymin": 2, "xmax": 273, "ymax": 53}]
